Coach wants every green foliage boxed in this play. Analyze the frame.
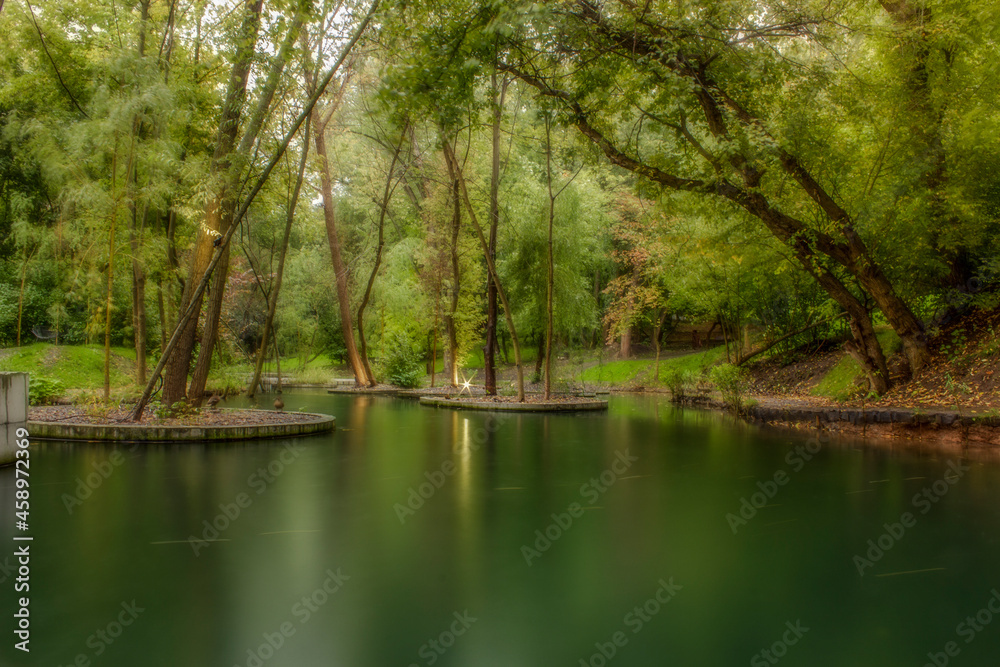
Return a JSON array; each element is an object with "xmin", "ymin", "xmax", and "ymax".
[
  {"xmin": 3, "ymin": 0, "xmax": 1000, "ymax": 402},
  {"xmin": 709, "ymin": 364, "xmax": 749, "ymax": 413},
  {"xmin": 377, "ymin": 328, "xmax": 424, "ymax": 388},
  {"xmin": 28, "ymin": 375, "xmax": 65, "ymax": 405},
  {"xmin": 154, "ymin": 401, "xmax": 200, "ymax": 420},
  {"xmin": 663, "ymin": 368, "xmax": 698, "ymax": 401}
]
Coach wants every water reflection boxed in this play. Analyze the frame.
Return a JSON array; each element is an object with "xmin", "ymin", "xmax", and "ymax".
[{"xmin": 2, "ymin": 392, "xmax": 1000, "ymax": 666}]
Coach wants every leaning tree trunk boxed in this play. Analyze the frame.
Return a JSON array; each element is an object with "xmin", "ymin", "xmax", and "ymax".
[
  {"xmin": 506, "ymin": 51, "xmax": 931, "ymax": 380},
  {"xmin": 248, "ymin": 118, "xmax": 311, "ymax": 398},
  {"xmin": 162, "ymin": 0, "xmax": 263, "ymax": 405}
]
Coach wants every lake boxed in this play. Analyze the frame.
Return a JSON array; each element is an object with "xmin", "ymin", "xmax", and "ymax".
[{"xmin": 2, "ymin": 391, "xmax": 1000, "ymax": 666}]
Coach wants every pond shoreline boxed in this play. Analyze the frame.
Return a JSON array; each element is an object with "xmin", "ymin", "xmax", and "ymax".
[{"xmin": 658, "ymin": 392, "xmax": 1000, "ymax": 448}]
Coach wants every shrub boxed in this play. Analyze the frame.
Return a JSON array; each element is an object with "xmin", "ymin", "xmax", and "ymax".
[
  {"xmin": 709, "ymin": 363, "xmax": 750, "ymax": 412},
  {"xmin": 29, "ymin": 375, "xmax": 65, "ymax": 405},
  {"xmin": 153, "ymin": 400, "xmax": 200, "ymax": 420},
  {"xmin": 663, "ymin": 368, "xmax": 698, "ymax": 401},
  {"xmin": 377, "ymin": 329, "xmax": 423, "ymax": 388}
]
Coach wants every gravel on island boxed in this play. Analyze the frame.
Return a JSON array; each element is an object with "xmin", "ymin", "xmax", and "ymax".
[{"xmin": 29, "ymin": 405, "xmax": 323, "ymax": 427}]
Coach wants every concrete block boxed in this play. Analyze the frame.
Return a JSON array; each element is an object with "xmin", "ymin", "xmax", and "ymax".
[
  {"xmin": 0, "ymin": 372, "xmax": 29, "ymax": 424},
  {"xmin": 0, "ymin": 422, "xmax": 24, "ymax": 465}
]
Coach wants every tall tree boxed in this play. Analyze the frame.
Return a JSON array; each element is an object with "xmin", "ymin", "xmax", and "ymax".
[
  {"xmin": 187, "ymin": 7, "xmax": 308, "ymax": 403},
  {"xmin": 162, "ymin": 0, "xmax": 265, "ymax": 405}
]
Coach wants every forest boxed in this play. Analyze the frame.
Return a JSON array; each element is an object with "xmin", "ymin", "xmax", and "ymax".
[{"xmin": 1, "ymin": 0, "xmax": 998, "ymax": 411}]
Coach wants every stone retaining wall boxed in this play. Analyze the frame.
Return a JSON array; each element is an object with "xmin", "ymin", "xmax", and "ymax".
[
  {"xmin": 28, "ymin": 412, "xmax": 335, "ymax": 443},
  {"xmin": 746, "ymin": 405, "xmax": 1000, "ymax": 448},
  {"xmin": 419, "ymin": 397, "xmax": 608, "ymax": 412}
]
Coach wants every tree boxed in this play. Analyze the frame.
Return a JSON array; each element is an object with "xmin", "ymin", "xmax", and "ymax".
[{"xmin": 495, "ymin": 0, "xmax": 942, "ymax": 391}]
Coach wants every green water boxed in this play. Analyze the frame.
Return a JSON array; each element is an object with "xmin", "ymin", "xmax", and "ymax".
[{"xmin": 3, "ymin": 391, "xmax": 1000, "ymax": 666}]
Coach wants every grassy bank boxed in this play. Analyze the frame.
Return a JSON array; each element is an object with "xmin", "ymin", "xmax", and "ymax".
[{"xmin": 0, "ymin": 343, "xmax": 137, "ymax": 390}]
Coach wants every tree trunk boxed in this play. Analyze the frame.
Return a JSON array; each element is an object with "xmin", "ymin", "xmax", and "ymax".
[
  {"xmin": 249, "ymin": 118, "xmax": 311, "ymax": 397},
  {"xmin": 187, "ymin": 246, "xmax": 229, "ymax": 400},
  {"xmin": 653, "ymin": 309, "xmax": 667, "ymax": 381},
  {"xmin": 442, "ymin": 139, "xmax": 525, "ymax": 402},
  {"xmin": 129, "ymin": 203, "xmax": 147, "ymax": 387},
  {"xmin": 104, "ymin": 146, "xmax": 118, "ymax": 402},
  {"xmin": 485, "ymin": 70, "xmax": 507, "ymax": 396},
  {"xmin": 442, "ymin": 143, "xmax": 462, "ymax": 387},
  {"xmin": 162, "ymin": 0, "xmax": 263, "ymax": 405},
  {"xmin": 879, "ymin": 1, "xmax": 966, "ymax": 289},
  {"xmin": 543, "ymin": 117, "xmax": 556, "ymax": 399},
  {"xmin": 16, "ymin": 250, "xmax": 30, "ymax": 348},
  {"xmin": 534, "ymin": 334, "xmax": 545, "ymax": 383},
  {"xmin": 156, "ymin": 277, "xmax": 167, "ymax": 353},
  {"xmin": 429, "ymin": 328, "xmax": 437, "ymax": 388},
  {"xmin": 357, "ymin": 126, "xmax": 407, "ymax": 387},
  {"xmin": 314, "ymin": 116, "xmax": 368, "ymax": 386},
  {"xmin": 620, "ymin": 327, "xmax": 631, "ymax": 359}
]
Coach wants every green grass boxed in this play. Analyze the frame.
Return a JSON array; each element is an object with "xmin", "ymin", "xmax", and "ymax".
[
  {"xmin": 578, "ymin": 346, "xmax": 727, "ymax": 384},
  {"xmin": 578, "ymin": 358, "xmax": 657, "ymax": 383},
  {"xmin": 283, "ymin": 352, "xmax": 338, "ymax": 371},
  {"xmin": 810, "ymin": 329, "xmax": 902, "ymax": 400},
  {"xmin": 0, "ymin": 343, "xmax": 137, "ymax": 390}
]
